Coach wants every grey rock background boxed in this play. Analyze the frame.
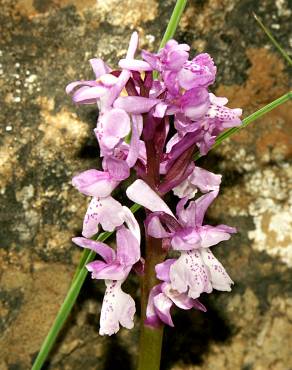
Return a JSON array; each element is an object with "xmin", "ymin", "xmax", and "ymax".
[{"xmin": 0, "ymin": 0, "xmax": 291, "ymax": 369}]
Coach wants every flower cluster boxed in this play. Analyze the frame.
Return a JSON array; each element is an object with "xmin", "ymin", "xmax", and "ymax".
[{"xmin": 67, "ymin": 33, "xmax": 241, "ymax": 335}]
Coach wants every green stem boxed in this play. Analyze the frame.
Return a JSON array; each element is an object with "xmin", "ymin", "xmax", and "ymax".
[
  {"xmin": 138, "ymin": 326, "xmax": 164, "ymax": 370},
  {"xmin": 253, "ymin": 13, "xmax": 292, "ymax": 67},
  {"xmin": 137, "ymin": 236, "xmax": 166, "ymax": 370},
  {"xmin": 158, "ymin": 0, "xmax": 188, "ymax": 49}
]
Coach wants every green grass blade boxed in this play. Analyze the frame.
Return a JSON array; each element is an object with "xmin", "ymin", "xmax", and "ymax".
[
  {"xmin": 253, "ymin": 12, "xmax": 292, "ymax": 67},
  {"xmin": 159, "ymin": 0, "xmax": 188, "ymax": 49}
]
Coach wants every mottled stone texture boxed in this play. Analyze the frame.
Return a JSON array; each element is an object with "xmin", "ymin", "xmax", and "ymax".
[{"xmin": 0, "ymin": 0, "xmax": 291, "ymax": 369}]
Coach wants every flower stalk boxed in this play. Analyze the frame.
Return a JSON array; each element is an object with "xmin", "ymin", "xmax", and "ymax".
[
  {"xmin": 138, "ymin": 236, "xmax": 165, "ymax": 370},
  {"xmin": 31, "ymin": 0, "xmax": 292, "ymax": 365}
]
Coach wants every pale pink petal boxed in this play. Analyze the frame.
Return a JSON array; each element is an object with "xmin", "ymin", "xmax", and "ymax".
[
  {"xmin": 101, "ymin": 32, "xmax": 138, "ymax": 109},
  {"xmin": 171, "ymin": 228, "xmax": 201, "ymax": 250},
  {"xmin": 72, "ymin": 237, "xmax": 115, "ymax": 263},
  {"xmin": 126, "ymin": 114, "xmax": 141, "ymax": 168},
  {"xmin": 126, "ymin": 180, "xmax": 175, "ymax": 217},
  {"xmin": 89, "ymin": 58, "xmax": 111, "ymax": 78},
  {"xmin": 155, "ymin": 259, "xmax": 176, "ymax": 282},
  {"xmin": 174, "ymin": 166, "xmax": 222, "ymax": 199},
  {"xmin": 87, "ymin": 262, "xmax": 130, "ymax": 280},
  {"xmin": 145, "ymin": 284, "xmax": 163, "ymax": 328},
  {"xmin": 153, "ymin": 102, "xmax": 168, "ymax": 118},
  {"xmin": 194, "ymin": 190, "xmax": 219, "ymax": 226},
  {"xmin": 173, "ymin": 177, "xmax": 198, "ymax": 199},
  {"xmin": 122, "ymin": 206, "xmax": 141, "ymax": 244},
  {"xmin": 189, "ymin": 167, "xmax": 221, "ymax": 193},
  {"xmin": 146, "ymin": 213, "xmax": 173, "ymax": 239},
  {"xmin": 209, "ymin": 92, "xmax": 228, "ymax": 106},
  {"xmin": 72, "ymin": 169, "xmax": 118, "ymax": 198},
  {"xmin": 161, "ymin": 282, "xmax": 195, "ymax": 310},
  {"xmin": 200, "ymin": 249, "xmax": 233, "ymax": 291},
  {"xmin": 102, "ymin": 108, "xmax": 131, "ymax": 140},
  {"xmin": 153, "ymin": 293, "xmax": 174, "ymax": 327},
  {"xmin": 104, "ymin": 157, "xmax": 130, "ymax": 181},
  {"xmin": 116, "ymin": 226, "xmax": 140, "ymax": 266},
  {"xmin": 73, "ymin": 85, "xmax": 108, "ymax": 103},
  {"xmin": 198, "ymin": 225, "xmax": 235, "ymax": 248},
  {"xmin": 126, "ymin": 31, "xmax": 139, "ymax": 58},
  {"xmin": 118, "ymin": 59, "xmax": 152, "ymax": 71},
  {"xmin": 114, "ymin": 96, "xmax": 160, "ymax": 114},
  {"xmin": 99, "ymin": 280, "xmax": 136, "ymax": 335},
  {"xmin": 66, "ymin": 80, "xmax": 97, "ymax": 95},
  {"xmin": 99, "ymin": 73, "xmax": 119, "ymax": 86}
]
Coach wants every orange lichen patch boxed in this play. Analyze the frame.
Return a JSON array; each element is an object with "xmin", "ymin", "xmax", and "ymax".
[
  {"xmin": 216, "ymin": 48, "xmax": 288, "ymax": 110},
  {"xmin": 216, "ymin": 48, "xmax": 291, "ymax": 161}
]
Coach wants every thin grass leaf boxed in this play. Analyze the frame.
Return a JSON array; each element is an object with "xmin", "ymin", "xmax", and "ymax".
[{"xmin": 253, "ymin": 12, "xmax": 292, "ymax": 67}]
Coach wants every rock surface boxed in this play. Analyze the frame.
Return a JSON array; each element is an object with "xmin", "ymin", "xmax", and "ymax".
[{"xmin": 0, "ymin": 0, "xmax": 291, "ymax": 369}]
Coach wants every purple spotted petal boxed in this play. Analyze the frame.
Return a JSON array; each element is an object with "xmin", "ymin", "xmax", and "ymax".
[
  {"xmin": 82, "ymin": 197, "xmax": 125, "ymax": 237},
  {"xmin": 178, "ymin": 53, "xmax": 216, "ymax": 90},
  {"xmin": 161, "ymin": 282, "xmax": 198, "ymax": 310},
  {"xmin": 99, "ymin": 280, "xmax": 135, "ymax": 335},
  {"xmin": 169, "ymin": 250, "xmax": 212, "ymax": 299},
  {"xmin": 200, "ymin": 248, "xmax": 233, "ymax": 291}
]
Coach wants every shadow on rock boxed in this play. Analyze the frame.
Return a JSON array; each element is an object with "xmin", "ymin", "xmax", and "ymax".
[
  {"xmin": 102, "ymin": 336, "xmax": 133, "ymax": 370},
  {"xmin": 161, "ymin": 300, "xmax": 233, "ymax": 370}
]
